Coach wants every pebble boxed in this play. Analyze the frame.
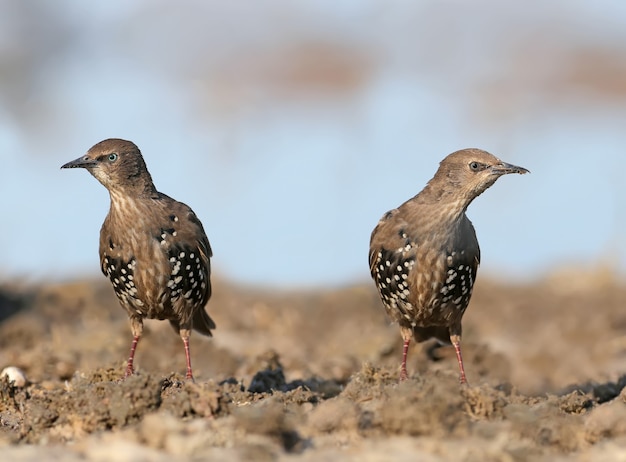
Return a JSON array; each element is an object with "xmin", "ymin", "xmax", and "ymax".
[{"xmin": 1, "ymin": 366, "xmax": 27, "ymax": 387}]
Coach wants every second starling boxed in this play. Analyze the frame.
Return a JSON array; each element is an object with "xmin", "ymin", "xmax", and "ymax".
[
  {"xmin": 369, "ymin": 148, "xmax": 528, "ymax": 383},
  {"xmin": 62, "ymin": 138, "xmax": 215, "ymax": 380}
]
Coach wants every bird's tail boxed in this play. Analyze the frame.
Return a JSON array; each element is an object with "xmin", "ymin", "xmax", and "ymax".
[{"xmin": 193, "ymin": 308, "xmax": 216, "ymax": 337}]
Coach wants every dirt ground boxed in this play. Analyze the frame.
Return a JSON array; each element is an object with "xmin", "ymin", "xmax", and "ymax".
[{"xmin": 1, "ymin": 268, "xmax": 626, "ymax": 461}]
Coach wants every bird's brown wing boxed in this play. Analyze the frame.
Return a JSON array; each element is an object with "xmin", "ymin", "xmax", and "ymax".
[
  {"xmin": 369, "ymin": 209, "xmax": 409, "ymax": 276},
  {"xmin": 146, "ymin": 193, "xmax": 215, "ymax": 335},
  {"xmin": 164, "ymin": 207, "xmax": 214, "ymax": 325},
  {"xmin": 369, "ymin": 210, "xmax": 420, "ymax": 325},
  {"xmin": 436, "ymin": 217, "xmax": 480, "ymax": 316},
  {"xmin": 182, "ymin": 212, "xmax": 216, "ymax": 335}
]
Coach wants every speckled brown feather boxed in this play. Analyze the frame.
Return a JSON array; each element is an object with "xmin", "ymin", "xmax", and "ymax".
[
  {"xmin": 62, "ymin": 138, "xmax": 215, "ymax": 379},
  {"xmin": 369, "ymin": 148, "xmax": 528, "ymax": 382},
  {"xmin": 99, "ymin": 191, "xmax": 214, "ymax": 333},
  {"xmin": 369, "ymin": 207, "xmax": 479, "ymax": 342}
]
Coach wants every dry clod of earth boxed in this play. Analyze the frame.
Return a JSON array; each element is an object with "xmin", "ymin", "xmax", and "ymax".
[{"xmin": 0, "ymin": 275, "xmax": 626, "ymax": 460}]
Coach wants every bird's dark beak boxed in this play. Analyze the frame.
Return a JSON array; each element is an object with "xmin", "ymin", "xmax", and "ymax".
[
  {"xmin": 490, "ymin": 161, "xmax": 529, "ymax": 176},
  {"xmin": 61, "ymin": 155, "xmax": 97, "ymax": 169}
]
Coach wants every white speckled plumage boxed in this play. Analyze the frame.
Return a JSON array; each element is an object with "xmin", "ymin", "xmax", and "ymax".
[
  {"xmin": 62, "ymin": 138, "xmax": 215, "ymax": 380},
  {"xmin": 369, "ymin": 148, "xmax": 528, "ymax": 383}
]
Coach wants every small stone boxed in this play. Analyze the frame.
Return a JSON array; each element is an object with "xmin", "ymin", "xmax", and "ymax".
[{"xmin": 1, "ymin": 366, "xmax": 27, "ymax": 387}]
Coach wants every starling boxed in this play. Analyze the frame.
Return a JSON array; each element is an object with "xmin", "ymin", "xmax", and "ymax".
[
  {"xmin": 369, "ymin": 148, "xmax": 528, "ymax": 383},
  {"xmin": 61, "ymin": 139, "xmax": 215, "ymax": 380}
]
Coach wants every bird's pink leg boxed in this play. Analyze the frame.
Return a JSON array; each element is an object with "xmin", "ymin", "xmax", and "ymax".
[
  {"xmin": 400, "ymin": 339, "xmax": 411, "ymax": 381},
  {"xmin": 178, "ymin": 327, "xmax": 195, "ymax": 381},
  {"xmin": 183, "ymin": 337, "xmax": 194, "ymax": 380},
  {"xmin": 400, "ymin": 327, "xmax": 412, "ymax": 381},
  {"xmin": 125, "ymin": 318, "xmax": 143, "ymax": 378},
  {"xmin": 450, "ymin": 334, "xmax": 467, "ymax": 385},
  {"xmin": 125, "ymin": 335, "xmax": 140, "ymax": 377}
]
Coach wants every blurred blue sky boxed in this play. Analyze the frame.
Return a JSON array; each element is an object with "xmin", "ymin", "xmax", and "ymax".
[{"xmin": 1, "ymin": 0, "xmax": 626, "ymax": 287}]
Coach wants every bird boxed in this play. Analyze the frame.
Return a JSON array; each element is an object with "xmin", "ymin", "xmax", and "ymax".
[
  {"xmin": 369, "ymin": 148, "xmax": 528, "ymax": 383},
  {"xmin": 61, "ymin": 138, "xmax": 215, "ymax": 380}
]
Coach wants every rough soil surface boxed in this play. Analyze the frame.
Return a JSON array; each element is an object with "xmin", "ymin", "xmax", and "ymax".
[{"xmin": 1, "ymin": 269, "xmax": 626, "ymax": 461}]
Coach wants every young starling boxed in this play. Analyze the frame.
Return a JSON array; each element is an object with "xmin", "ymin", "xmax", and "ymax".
[
  {"xmin": 369, "ymin": 148, "xmax": 528, "ymax": 383},
  {"xmin": 62, "ymin": 138, "xmax": 215, "ymax": 380}
]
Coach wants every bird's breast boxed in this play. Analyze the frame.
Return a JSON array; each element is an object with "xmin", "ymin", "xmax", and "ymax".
[{"xmin": 372, "ymin": 236, "xmax": 477, "ymax": 328}]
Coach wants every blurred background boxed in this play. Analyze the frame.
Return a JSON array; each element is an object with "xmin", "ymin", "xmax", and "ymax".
[{"xmin": 1, "ymin": 0, "xmax": 625, "ymax": 287}]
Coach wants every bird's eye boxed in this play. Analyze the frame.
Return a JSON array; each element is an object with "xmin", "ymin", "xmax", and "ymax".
[
  {"xmin": 469, "ymin": 161, "xmax": 481, "ymax": 171},
  {"xmin": 108, "ymin": 153, "xmax": 118, "ymax": 162}
]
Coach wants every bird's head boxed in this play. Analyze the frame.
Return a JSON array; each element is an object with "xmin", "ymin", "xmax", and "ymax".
[
  {"xmin": 430, "ymin": 148, "xmax": 528, "ymax": 206},
  {"xmin": 61, "ymin": 138, "xmax": 156, "ymax": 195}
]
